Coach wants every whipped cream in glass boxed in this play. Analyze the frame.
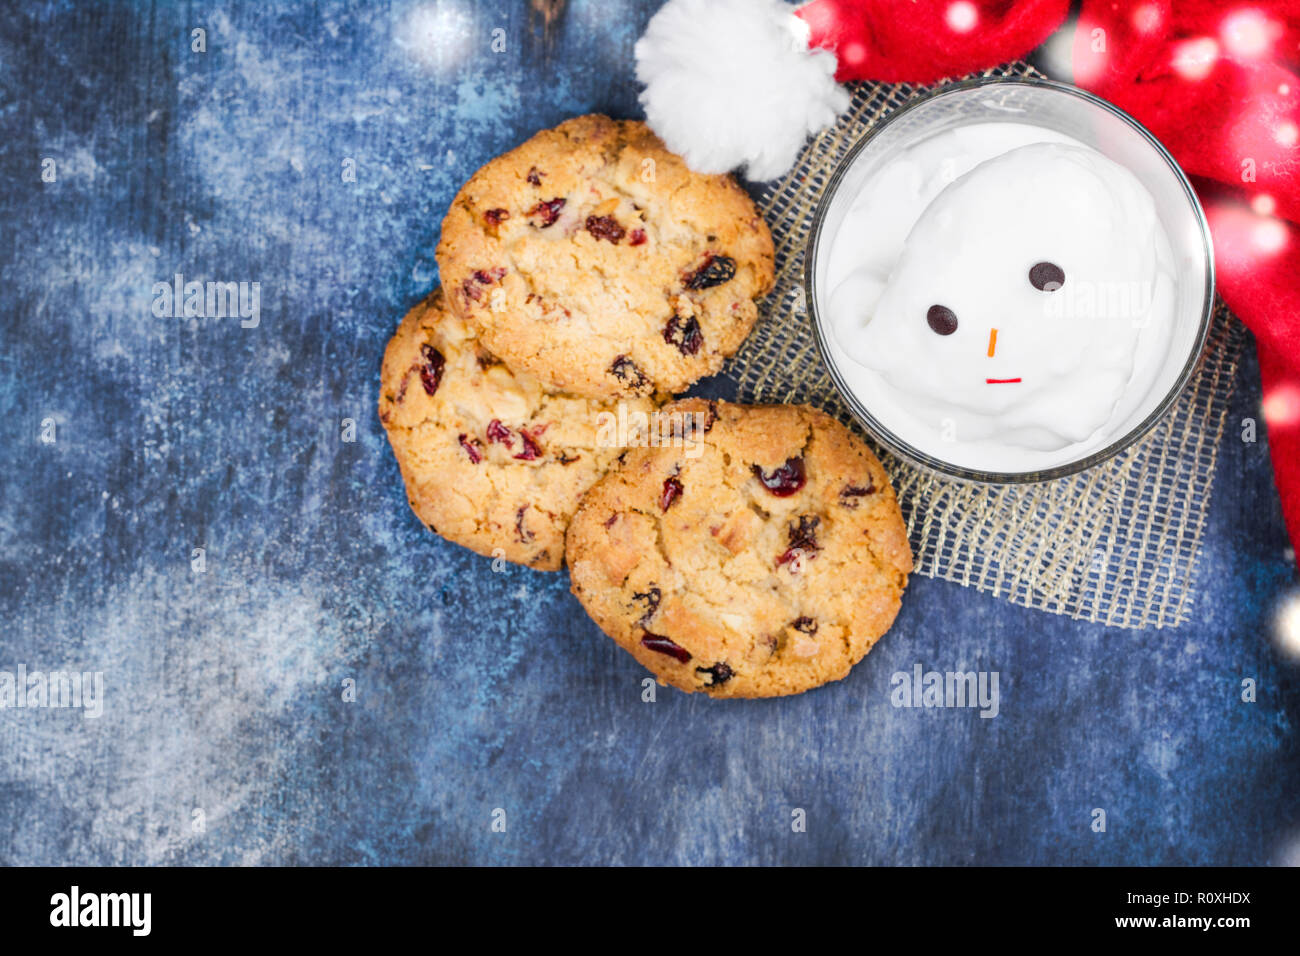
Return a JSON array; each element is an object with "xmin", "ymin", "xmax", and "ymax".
[{"xmin": 823, "ymin": 121, "xmax": 1179, "ymax": 473}]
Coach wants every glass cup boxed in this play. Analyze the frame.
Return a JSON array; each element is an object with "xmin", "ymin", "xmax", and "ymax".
[{"xmin": 805, "ymin": 77, "xmax": 1215, "ymax": 483}]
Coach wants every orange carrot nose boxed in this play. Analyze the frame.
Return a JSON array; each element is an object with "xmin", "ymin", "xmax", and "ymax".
[{"xmin": 987, "ymin": 328, "xmax": 998, "ymax": 357}]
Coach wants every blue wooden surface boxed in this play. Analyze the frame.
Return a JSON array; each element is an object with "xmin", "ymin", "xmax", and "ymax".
[{"xmin": 0, "ymin": 0, "xmax": 1297, "ymax": 866}]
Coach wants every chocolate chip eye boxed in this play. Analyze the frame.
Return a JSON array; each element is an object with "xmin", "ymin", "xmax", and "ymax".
[
  {"xmin": 1029, "ymin": 262, "xmax": 1065, "ymax": 291},
  {"xmin": 926, "ymin": 304, "xmax": 958, "ymax": 335}
]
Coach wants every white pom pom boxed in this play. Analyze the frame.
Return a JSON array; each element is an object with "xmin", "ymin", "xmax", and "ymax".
[{"xmin": 635, "ymin": 0, "xmax": 849, "ymax": 181}]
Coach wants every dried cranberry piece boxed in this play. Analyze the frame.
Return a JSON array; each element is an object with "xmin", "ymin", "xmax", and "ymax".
[
  {"xmin": 458, "ymin": 434, "xmax": 483, "ymax": 463},
  {"xmin": 484, "ymin": 208, "xmax": 509, "ymax": 226},
  {"xmin": 526, "ymin": 167, "xmax": 542, "ymax": 186},
  {"xmin": 609, "ymin": 355, "xmax": 649, "ymax": 392},
  {"xmin": 664, "ymin": 314, "xmax": 703, "ymax": 356},
  {"xmin": 527, "ymin": 197, "xmax": 565, "ymax": 227},
  {"xmin": 777, "ymin": 515, "xmax": 821, "ymax": 568},
  {"xmin": 660, "ymin": 476, "xmax": 683, "ymax": 512},
  {"xmin": 633, "ymin": 587, "xmax": 661, "ymax": 626},
  {"xmin": 704, "ymin": 402, "xmax": 718, "ymax": 432},
  {"xmin": 641, "ymin": 631, "xmax": 691, "ymax": 663},
  {"xmin": 788, "ymin": 515, "xmax": 820, "ymax": 550},
  {"xmin": 696, "ymin": 662, "xmax": 733, "ymax": 687},
  {"xmin": 752, "ymin": 457, "xmax": 806, "ymax": 497},
  {"xmin": 839, "ymin": 482, "xmax": 875, "ymax": 507},
  {"xmin": 393, "ymin": 374, "xmax": 411, "ymax": 406},
  {"xmin": 418, "ymin": 344, "xmax": 446, "ymax": 396},
  {"xmin": 791, "ymin": 616, "xmax": 818, "ymax": 634},
  {"xmin": 515, "ymin": 506, "xmax": 533, "ymax": 542},
  {"xmin": 684, "ymin": 254, "xmax": 737, "ymax": 290},
  {"xmin": 485, "ymin": 419, "xmax": 542, "ymax": 460},
  {"xmin": 514, "ymin": 429, "xmax": 542, "ymax": 461},
  {"xmin": 461, "ymin": 267, "xmax": 505, "ymax": 304},
  {"xmin": 585, "ymin": 215, "xmax": 625, "ymax": 243},
  {"xmin": 629, "ymin": 229, "xmax": 647, "ymax": 246}
]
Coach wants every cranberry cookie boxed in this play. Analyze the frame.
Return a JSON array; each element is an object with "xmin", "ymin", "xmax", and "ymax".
[
  {"xmin": 379, "ymin": 288, "xmax": 658, "ymax": 570},
  {"xmin": 566, "ymin": 399, "xmax": 913, "ymax": 697},
  {"xmin": 435, "ymin": 115, "xmax": 775, "ymax": 399}
]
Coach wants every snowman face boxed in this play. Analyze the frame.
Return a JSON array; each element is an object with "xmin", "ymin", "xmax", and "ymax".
[{"xmin": 838, "ymin": 142, "xmax": 1171, "ymax": 450}]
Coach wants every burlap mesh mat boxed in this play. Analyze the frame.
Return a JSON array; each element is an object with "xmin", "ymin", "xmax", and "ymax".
[{"xmin": 727, "ymin": 63, "xmax": 1246, "ymax": 630}]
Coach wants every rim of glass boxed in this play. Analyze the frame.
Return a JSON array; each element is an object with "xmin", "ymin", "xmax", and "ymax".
[{"xmin": 804, "ymin": 76, "xmax": 1216, "ymax": 484}]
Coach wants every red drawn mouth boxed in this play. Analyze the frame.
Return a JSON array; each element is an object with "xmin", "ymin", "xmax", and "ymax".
[{"xmin": 986, "ymin": 377, "xmax": 1022, "ymax": 384}]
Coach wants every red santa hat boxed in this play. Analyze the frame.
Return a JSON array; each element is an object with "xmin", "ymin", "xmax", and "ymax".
[{"xmin": 635, "ymin": 0, "xmax": 1069, "ymax": 180}]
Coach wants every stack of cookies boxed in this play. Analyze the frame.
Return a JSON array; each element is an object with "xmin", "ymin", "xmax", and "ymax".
[{"xmin": 380, "ymin": 115, "xmax": 911, "ymax": 698}]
